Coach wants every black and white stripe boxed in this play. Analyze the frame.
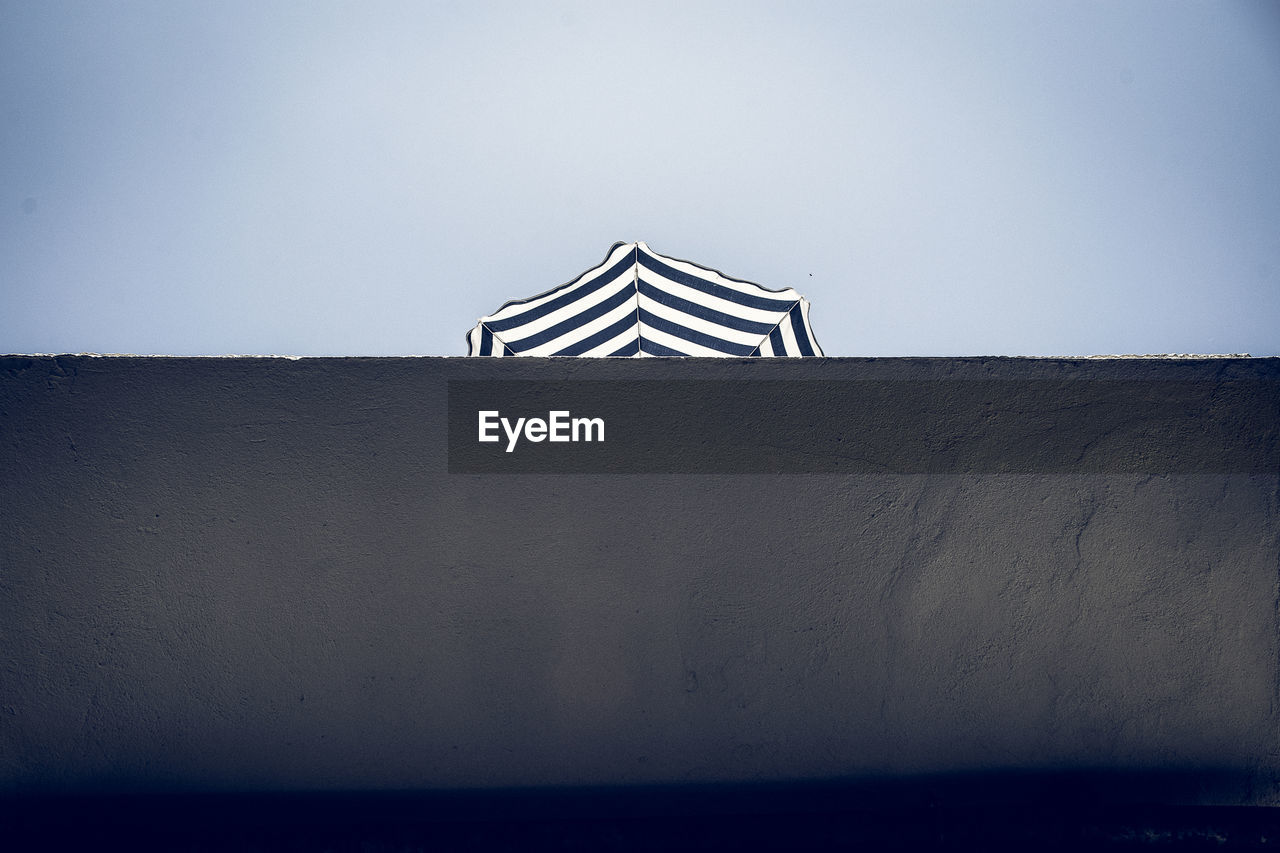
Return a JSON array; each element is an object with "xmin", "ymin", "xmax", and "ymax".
[{"xmin": 466, "ymin": 242, "xmax": 823, "ymax": 357}]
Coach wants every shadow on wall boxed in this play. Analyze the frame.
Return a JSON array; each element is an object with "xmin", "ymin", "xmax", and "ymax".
[{"xmin": 5, "ymin": 770, "xmax": 1279, "ymax": 850}]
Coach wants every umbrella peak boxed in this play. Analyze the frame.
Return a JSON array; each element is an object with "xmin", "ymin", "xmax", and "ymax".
[{"xmin": 466, "ymin": 242, "xmax": 822, "ymax": 358}]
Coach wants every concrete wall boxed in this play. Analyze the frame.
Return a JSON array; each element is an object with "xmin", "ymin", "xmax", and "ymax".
[{"xmin": 2, "ymin": 355, "xmax": 1277, "ymax": 804}]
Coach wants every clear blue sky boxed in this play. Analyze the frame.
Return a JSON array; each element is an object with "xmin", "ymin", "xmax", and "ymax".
[{"xmin": 3, "ymin": 1, "xmax": 1278, "ymax": 356}]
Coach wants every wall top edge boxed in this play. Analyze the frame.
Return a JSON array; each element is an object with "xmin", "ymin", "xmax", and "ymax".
[
  {"xmin": 5, "ymin": 354, "xmax": 1277, "ymax": 384},
  {"xmin": 0, "ymin": 353, "xmax": 1265, "ymax": 361}
]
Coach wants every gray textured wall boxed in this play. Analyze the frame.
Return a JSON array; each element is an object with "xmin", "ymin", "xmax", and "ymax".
[{"xmin": 1, "ymin": 356, "xmax": 1277, "ymax": 804}]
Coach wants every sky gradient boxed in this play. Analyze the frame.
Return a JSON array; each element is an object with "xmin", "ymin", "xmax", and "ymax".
[{"xmin": 3, "ymin": 1, "xmax": 1278, "ymax": 357}]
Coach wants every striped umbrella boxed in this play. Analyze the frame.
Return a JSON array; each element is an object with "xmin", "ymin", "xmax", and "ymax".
[{"xmin": 466, "ymin": 242, "xmax": 823, "ymax": 357}]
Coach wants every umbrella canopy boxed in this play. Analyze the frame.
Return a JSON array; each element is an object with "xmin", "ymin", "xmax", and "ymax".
[{"xmin": 466, "ymin": 242, "xmax": 823, "ymax": 357}]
